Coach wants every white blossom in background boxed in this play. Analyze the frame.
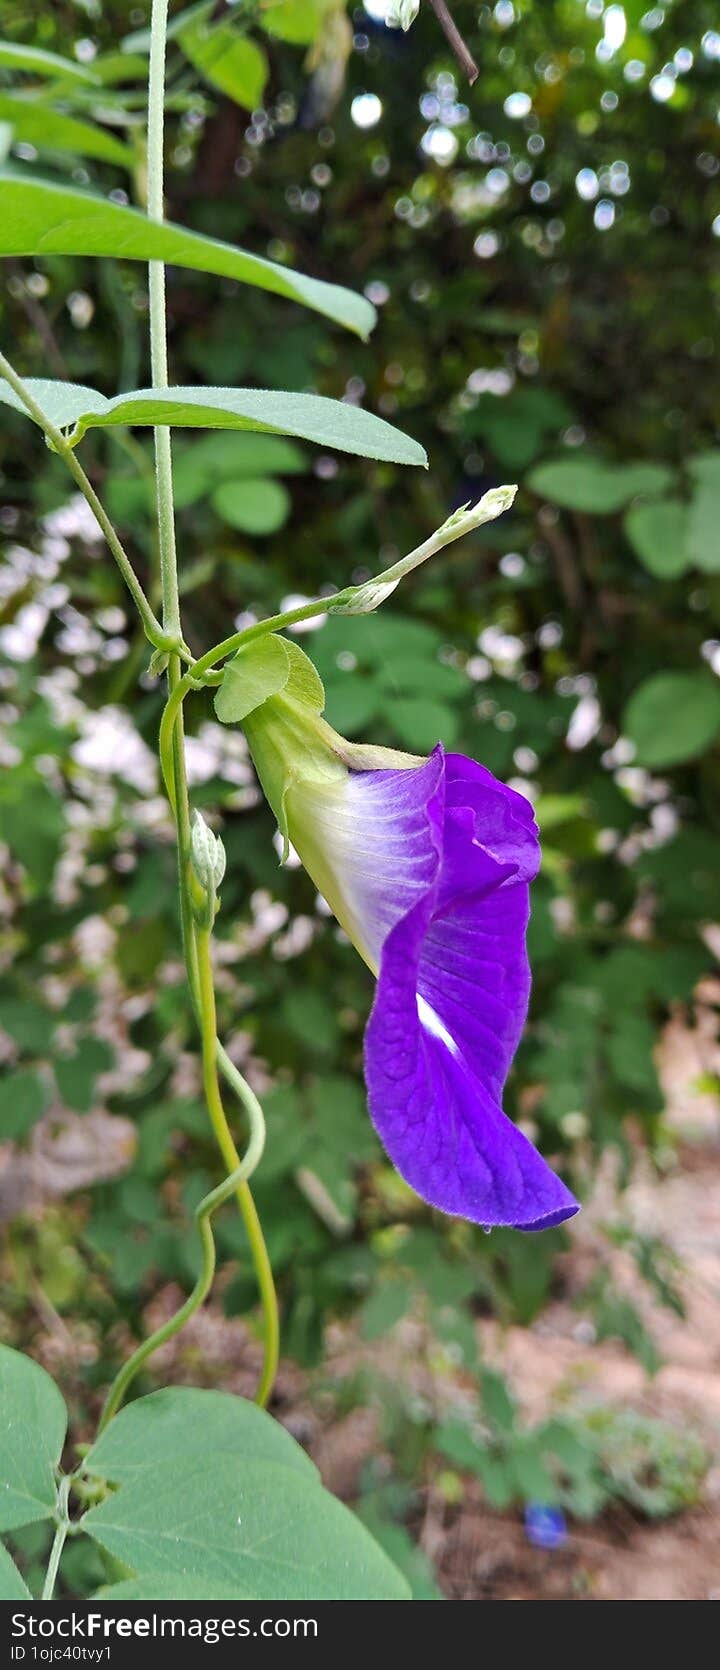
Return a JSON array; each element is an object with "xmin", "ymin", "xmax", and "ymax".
[
  {"xmin": 72, "ymin": 708, "xmax": 158, "ymax": 795},
  {"xmin": 0, "ymin": 601, "xmax": 49, "ymax": 661},
  {"xmin": 566, "ymin": 693, "xmax": 602, "ymax": 750},
  {"xmin": 183, "ymin": 721, "xmax": 253, "ymax": 790},
  {"xmin": 279, "ymin": 594, "xmax": 327, "ymax": 634}
]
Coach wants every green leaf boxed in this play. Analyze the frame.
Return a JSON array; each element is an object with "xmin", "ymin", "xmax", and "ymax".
[
  {"xmin": 180, "ymin": 20, "xmax": 268, "ymax": 109},
  {"xmin": 214, "ymin": 635, "xmax": 290, "ymax": 723},
  {"xmin": 0, "ymin": 40, "xmax": 99, "ymax": 82},
  {"xmin": 213, "ymin": 477, "xmax": 290, "ymax": 535},
  {"xmin": 509, "ymin": 1437, "xmax": 559, "ymax": 1504},
  {"xmin": 377, "ymin": 656, "xmax": 468, "ymax": 700},
  {"xmin": 0, "ymin": 1347, "xmax": 67, "ymax": 1532},
  {"xmin": 0, "ymin": 1542, "xmax": 32, "ymax": 1600},
  {"xmin": 686, "ymin": 453, "xmax": 720, "ymax": 573},
  {"xmin": 0, "ymin": 378, "xmax": 426, "ymax": 466},
  {"xmin": 622, "ymin": 671, "xmax": 720, "ymax": 768},
  {"xmin": 173, "ymin": 431, "xmax": 305, "ymax": 508},
  {"xmin": 90, "ymin": 52, "xmax": 151, "ymax": 86},
  {"xmin": 0, "ymin": 175, "xmax": 375, "ymax": 338},
  {"xmin": 360, "ymin": 1279, "xmax": 413, "ymax": 1341},
  {"xmin": 82, "ymin": 1387, "xmax": 317, "ymax": 1487},
  {"xmin": 389, "ymin": 696, "xmax": 459, "ymax": 751},
  {"xmin": 0, "ymin": 94, "xmax": 133, "ymax": 166},
  {"xmin": 0, "ymin": 772, "xmax": 64, "ymax": 887},
  {"xmin": 0, "ymin": 997, "xmax": 53, "ymax": 1054},
  {"xmin": 323, "ymin": 678, "xmax": 381, "ymax": 735},
  {"xmin": 623, "ymin": 498, "xmax": 690, "ymax": 578},
  {"xmin": 283, "ymin": 639, "xmax": 325, "ymax": 711},
  {"xmin": 122, "ymin": 1, "xmax": 214, "ymax": 54},
  {"xmin": 480, "ymin": 1369, "xmax": 517, "ymax": 1432},
  {"xmin": 261, "ymin": 0, "xmax": 331, "ymax": 44},
  {"xmin": 354, "ymin": 1505, "xmax": 443, "ymax": 1600},
  {"xmin": 1, "ymin": 1070, "xmax": 48, "ymax": 1141},
  {"xmin": 81, "ymin": 1389, "xmax": 409, "ymax": 1600},
  {"xmin": 54, "ymin": 1036, "xmax": 113, "ymax": 1113},
  {"xmin": 528, "ymin": 457, "xmax": 674, "ymax": 513},
  {"xmin": 282, "ymin": 989, "xmax": 338, "ymax": 1053},
  {"xmin": 84, "ymin": 1458, "xmax": 408, "ymax": 1599},
  {"xmin": 687, "ymin": 451, "xmax": 720, "ymax": 488},
  {"xmin": 96, "ymin": 1573, "xmax": 257, "ymax": 1599}
]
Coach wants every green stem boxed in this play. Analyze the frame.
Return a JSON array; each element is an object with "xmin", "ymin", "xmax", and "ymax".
[
  {"xmin": 147, "ymin": 0, "xmax": 181, "ymax": 642},
  {"xmin": 158, "ymin": 598, "xmax": 342, "ymax": 803},
  {"xmin": 98, "ymin": 1216, "xmax": 215, "ymax": 1435},
  {"xmin": 0, "ymin": 348, "xmax": 181, "ymax": 656},
  {"xmin": 195, "ymin": 924, "xmax": 279, "ymax": 1408},
  {"xmin": 146, "ymin": 0, "xmax": 279, "ymax": 1411},
  {"xmin": 42, "ymin": 1475, "xmax": 71, "ymax": 1601},
  {"xmin": 96, "ymin": 1069, "xmax": 267, "ymax": 1433},
  {"xmin": 157, "ymin": 487, "xmax": 518, "ymax": 775}
]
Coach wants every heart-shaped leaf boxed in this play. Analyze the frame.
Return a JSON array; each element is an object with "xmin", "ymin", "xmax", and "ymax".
[
  {"xmin": 528, "ymin": 457, "xmax": 674, "ymax": 514},
  {"xmin": 0, "ymin": 1347, "xmax": 67, "ymax": 1531},
  {"xmin": 622, "ymin": 671, "xmax": 720, "ymax": 768},
  {"xmin": 623, "ymin": 499, "xmax": 690, "ymax": 578},
  {"xmin": 0, "ymin": 1542, "xmax": 32, "ymax": 1600},
  {"xmin": 82, "ymin": 1387, "xmax": 317, "ymax": 1485},
  {"xmin": 213, "ymin": 478, "xmax": 291, "ymax": 535},
  {"xmin": 81, "ymin": 1388, "xmax": 409, "ymax": 1600},
  {"xmin": 686, "ymin": 453, "xmax": 720, "ymax": 573}
]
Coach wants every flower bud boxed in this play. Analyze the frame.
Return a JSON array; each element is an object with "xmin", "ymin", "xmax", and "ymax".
[
  {"xmin": 215, "ymin": 634, "xmax": 420, "ymax": 954},
  {"xmin": 190, "ymin": 811, "xmax": 226, "ymax": 894},
  {"xmin": 386, "ymin": 0, "xmax": 420, "ymax": 30}
]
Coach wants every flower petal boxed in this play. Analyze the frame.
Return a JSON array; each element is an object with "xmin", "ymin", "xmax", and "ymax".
[
  {"xmin": 365, "ymin": 888, "xmax": 578, "ymax": 1232},
  {"xmin": 445, "ymin": 752, "xmax": 540, "ymax": 882},
  {"xmin": 288, "ymin": 747, "xmax": 444, "ymax": 970},
  {"xmin": 420, "ymin": 754, "xmax": 540, "ymax": 1099}
]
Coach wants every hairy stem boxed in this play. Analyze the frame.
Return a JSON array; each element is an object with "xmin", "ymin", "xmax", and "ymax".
[
  {"xmin": 0, "ymin": 348, "xmax": 178, "ymax": 654},
  {"xmin": 146, "ymin": 0, "xmax": 279, "ymax": 1410},
  {"xmin": 42, "ymin": 1475, "xmax": 71, "ymax": 1602},
  {"xmin": 147, "ymin": 0, "xmax": 181, "ymax": 643}
]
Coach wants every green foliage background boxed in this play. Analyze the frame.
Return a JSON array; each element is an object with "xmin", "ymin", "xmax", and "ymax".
[{"xmin": 0, "ymin": 0, "xmax": 718, "ymax": 1592}]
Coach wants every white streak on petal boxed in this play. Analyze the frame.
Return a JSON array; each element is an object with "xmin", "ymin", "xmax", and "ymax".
[{"xmin": 417, "ymin": 995, "xmax": 460, "ymax": 1058}]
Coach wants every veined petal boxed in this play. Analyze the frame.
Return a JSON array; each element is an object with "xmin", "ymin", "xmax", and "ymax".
[
  {"xmin": 365, "ymin": 890, "xmax": 578, "ymax": 1231},
  {"xmin": 285, "ymin": 747, "xmax": 444, "ymax": 971},
  {"xmin": 445, "ymin": 752, "xmax": 540, "ymax": 883},
  {"xmin": 238, "ymin": 654, "xmax": 577, "ymax": 1232}
]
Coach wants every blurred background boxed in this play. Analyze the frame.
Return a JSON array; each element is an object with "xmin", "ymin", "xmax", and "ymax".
[{"xmin": 0, "ymin": 0, "xmax": 719, "ymax": 1601}]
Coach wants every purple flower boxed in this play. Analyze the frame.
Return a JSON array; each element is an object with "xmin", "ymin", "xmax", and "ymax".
[
  {"xmin": 354, "ymin": 747, "xmax": 578, "ymax": 1231},
  {"xmin": 229, "ymin": 634, "xmax": 579, "ymax": 1232},
  {"xmin": 524, "ymin": 1504, "xmax": 568, "ymax": 1550}
]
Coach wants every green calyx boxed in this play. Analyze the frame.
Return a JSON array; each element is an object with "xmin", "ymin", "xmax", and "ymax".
[{"xmin": 213, "ymin": 632, "xmax": 422, "ymax": 861}]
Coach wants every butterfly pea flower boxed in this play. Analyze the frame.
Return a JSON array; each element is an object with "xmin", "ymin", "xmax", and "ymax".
[{"xmin": 217, "ymin": 634, "xmax": 578, "ymax": 1233}]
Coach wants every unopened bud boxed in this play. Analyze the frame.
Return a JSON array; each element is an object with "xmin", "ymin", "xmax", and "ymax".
[
  {"xmin": 147, "ymin": 648, "xmax": 170, "ymax": 679},
  {"xmin": 386, "ymin": 0, "xmax": 420, "ymax": 30},
  {"xmin": 190, "ymin": 811, "xmax": 226, "ymax": 893}
]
